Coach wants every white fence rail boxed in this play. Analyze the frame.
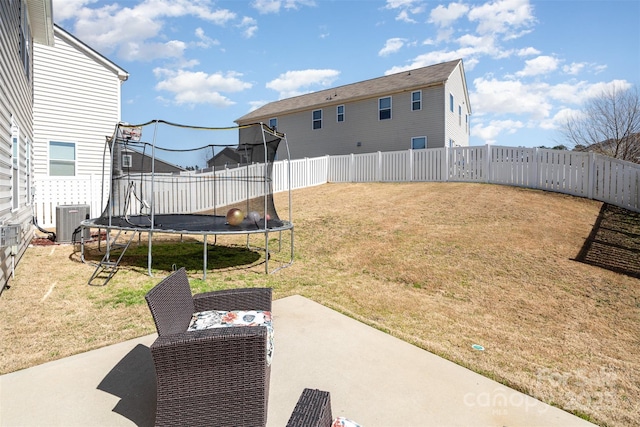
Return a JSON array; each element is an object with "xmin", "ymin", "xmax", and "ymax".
[{"xmin": 33, "ymin": 145, "xmax": 640, "ymax": 227}]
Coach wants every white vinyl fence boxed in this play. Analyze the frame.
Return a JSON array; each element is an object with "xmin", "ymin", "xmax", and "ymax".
[{"xmin": 33, "ymin": 145, "xmax": 640, "ymax": 227}]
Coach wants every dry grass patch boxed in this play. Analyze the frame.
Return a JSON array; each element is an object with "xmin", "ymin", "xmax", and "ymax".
[{"xmin": 1, "ymin": 182, "xmax": 638, "ymax": 426}]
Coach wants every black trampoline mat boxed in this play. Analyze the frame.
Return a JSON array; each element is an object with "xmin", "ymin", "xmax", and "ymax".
[{"xmin": 89, "ymin": 214, "xmax": 289, "ymax": 233}]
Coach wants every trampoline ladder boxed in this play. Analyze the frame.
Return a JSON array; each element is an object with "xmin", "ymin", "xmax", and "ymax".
[{"xmin": 88, "ymin": 230, "xmax": 137, "ymax": 286}]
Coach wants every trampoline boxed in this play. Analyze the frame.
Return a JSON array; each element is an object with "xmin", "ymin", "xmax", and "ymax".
[{"xmin": 81, "ymin": 120, "xmax": 294, "ymax": 285}]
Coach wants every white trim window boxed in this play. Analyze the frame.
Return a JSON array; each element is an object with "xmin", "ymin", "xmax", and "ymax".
[
  {"xmin": 411, "ymin": 91, "xmax": 422, "ymax": 111},
  {"xmin": 49, "ymin": 141, "xmax": 76, "ymax": 176},
  {"xmin": 337, "ymin": 105, "xmax": 345, "ymax": 122},
  {"xmin": 11, "ymin": 119, "xmax": 20, "ymax": 211},
  {"xmin": 449, "ymin": 93, "xmax": 454, "ymax": 113},
  {"xmin": 26, "ymin": 137, "xmax": 31, "ymax": 205},
  {"xmin": 19, "ymin": 0, "xmax": 31, "ymax": 80},
  {"xmin": 379, "ymin": 96, "xmax": 392, "ymax": 120},
  {"xmin": 312, "ymin": 109, "xmax": 322, "ymax": 130},
  {"xmin": 411, "ymin": 136, "xmax": 426, "ymax": 150},
  {"xmin": 122, "ymin": 154, "xmax": 133, "ymax": 168},
  {"xmin": 269, "ymin": 117, "xmax": 277, "ymax": 130}
]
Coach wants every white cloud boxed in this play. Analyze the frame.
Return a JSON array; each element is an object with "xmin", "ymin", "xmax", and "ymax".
[
  {"xmin": 472, "ymin": 119, "xmax": 524, "ymax": 144},
  {"xmin": 385, "ymin": 0, "xmax": 425, "ymax": 23},
  {"xmin": 194, "ymin": 28, "xmax": 219, "ymax": 49},
  {"xmin": 248, "ymin": 100, "xmax": 270, "ymax": 112},
  {"xmin": 153, "ymin": 69, "xmax": 252, "ymax": 106},
  {"xmin": 53, "ymin": 0, "xmax": 236, "ymax": 61},
  {"xmin": 517, "ymin": 47, "xmax": 540, "ymax": 56},
  {"xmin": 266, "ymin": 69, "xmax": 340, "ymax": 98},
  {"xmin": 379, "ymin": 38, "xmax": 407, "ymax": 57},
  {"xmin": 428, "ymin": 3, "xmax": 469, "ymax": 27},
  {"xmin": 516, "ymin": 55, "xmax": 559, "ymax": 77},
  {"xmin": 471, "ymin": 77, "xmax": 552, "ymax": 119},
  {"xmin": 468, "ymin": 0, "xmax": 535, "ymax": 38},
  {"xmin": 251, "ymin": 0, "xmax": 316, "ymax": 14},
  {"xmin": 239, "ymin": 17, "xmax": 259, "ymax": 38}
]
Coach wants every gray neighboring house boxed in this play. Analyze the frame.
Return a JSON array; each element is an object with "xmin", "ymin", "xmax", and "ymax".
[
  {"xmin": 0, "ymin": 0, "xmax": 54, "ymax": 291},
  {"xmin": 117, "ymin": 144, "xmax": 185, "ymax": 174},
  {"xmin": 206, "ymin": 147, "xmax": 249, "ymax": 169},
  {"xmin": 235, "ymin": 59, "xmax": 471, "ymax": 160}
]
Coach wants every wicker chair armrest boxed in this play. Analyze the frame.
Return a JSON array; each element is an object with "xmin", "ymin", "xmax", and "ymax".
[
  {"xmin": 150, "ymin": 326, "xmax": 271, "ymax": 426},
  {"xmin": 193, "ymin": 287, "xmax": 272, "ymax": 312},
  {"xmin": 151, "ymin": 326, "xmax": 270, "ymax": 394},
  {"xmin": 286, "ymin": 388, "xmax": 333, "ymax": 427}
]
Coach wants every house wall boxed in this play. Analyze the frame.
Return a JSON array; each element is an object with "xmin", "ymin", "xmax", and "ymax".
[
  {"xmin": 0, "ymin": 1, "xmax": 41, "ymax": 288},
  {"xmin": 32, "ymin": 28, "xmax": 123, "ymax": 179},
  {"xmin": 241, "ymin": 72, "xmax": 468, "ymax": 160},
  {"xmin": 444, "ymin": 61, "xmax": 470, "ymax": 147}
]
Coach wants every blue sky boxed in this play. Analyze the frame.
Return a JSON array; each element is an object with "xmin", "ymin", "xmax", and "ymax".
[{"xmin": 54, "ymin": 0, "xmax": 640, "ymax": 154}]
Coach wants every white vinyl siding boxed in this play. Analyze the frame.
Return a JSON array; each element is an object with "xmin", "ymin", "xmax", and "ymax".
[
  {"xmin": 444, "ymin": 62, "xmax": 470, "ymax": 149},
  {"xmin": 32, "ymin": 28, "xmax": 124, "ymax": 179},
  {"xmin": 1, "ymin": 0, "xmax": 47, "ymax": 288}
]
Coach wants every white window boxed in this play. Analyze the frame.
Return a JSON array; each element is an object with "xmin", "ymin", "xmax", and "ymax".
[
  {"xmin": 337, "ymin": 105, "xmax": 345, "ymax": 122},
  {"xmin": 26, "ymin": 137, "xmax": 31, "ymax": 205},
  {"xmin": 379, "ymin": 96, "xmax": 391, "ymax": 120},
  {"xmin": 11, "ymin": 119, "xmax": 20, "ymax": 211},
  {"xmin": 269, "ymin": 117, "xmax": 277, "ymax": 130},
  {"xmin": 49, "ymin": 141, "xmax": 76, "ymax": 176},
  {"xmin": 449, "ymin": 93, "xmax": 454, "ymax": 112},
  {"xmin": 411, "ymin": 136, "xmax": 426, "ymax": 150},
  {"xmin": 412, "ymin": 91, "xmax": 422, "ymax": 111},
  {"xmin": 312, "ymin": 109, "xmax": 322, "ymax": 130},
  {"xmin": 122, "ymin": 154, "xmax": 132, "ymax": 168},
  {"xmin": 20, "ymin": 0, "xmax": 31, "ymax": 79}
]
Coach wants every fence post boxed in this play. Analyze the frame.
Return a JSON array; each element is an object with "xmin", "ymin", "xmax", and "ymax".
[
  {"xmin": 350, "ymin": 153, "xmax": 355, "ymax": 182},
  {"xmin": 444, "ymin": 146, "xmax": 450, "ymax": 182},
  {"xmin": 408, "ymin": 149, "xmax": 414, "ymax": 182},
  {"xmin": 587, "ymin": 152, "xmax": 595, "ymax": 200},
  {"xmin": 325, "ymin": 155, "xmax": 330, "ymax": 184},
  {"xmin": 305, "ymin": 157, "xmax": 310, "ymax": 188},
  {"xmin": 485, "ymin": 144, "xmax": 491, "ymax": 183}
]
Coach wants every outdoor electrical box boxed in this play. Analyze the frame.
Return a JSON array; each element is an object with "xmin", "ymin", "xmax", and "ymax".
[
  {"xmin": 56, "ymin": 205, "xmax": 91, "ymax": 243},
  {"xmin": 0, "ymin": 224, "xmax": 21, "ymax": 248}
]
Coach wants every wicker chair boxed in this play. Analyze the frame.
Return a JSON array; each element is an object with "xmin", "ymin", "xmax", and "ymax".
[
  {"xmin": 145, "ymin": 267, "xmax": 272, "ymax": 427},
  {"xmin": 286, "ymin": 388, "xmax": 333, "ymax": 427}
]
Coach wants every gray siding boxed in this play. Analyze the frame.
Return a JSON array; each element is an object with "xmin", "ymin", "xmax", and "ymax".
[
  {"xmin": 0, "ymin": 1, "xmax": 47, "ymax": 289},
  {"xmin": 268, "ymin": 85, "xmax": 449, "ymax": 159},
  {"xmin": 239, "ymin": 60, "xmax": 470, "ymax": 160}
]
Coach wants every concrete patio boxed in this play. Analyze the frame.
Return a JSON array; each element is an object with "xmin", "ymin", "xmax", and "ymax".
[{"xmin": 0, "ymin": 295, "xmax": 595, "ymax": 426}]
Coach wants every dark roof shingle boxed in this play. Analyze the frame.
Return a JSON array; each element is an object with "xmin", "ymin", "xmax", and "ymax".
[{"xmin": 236, "ymin": 59, "xmax": 461, "ymax": 123}]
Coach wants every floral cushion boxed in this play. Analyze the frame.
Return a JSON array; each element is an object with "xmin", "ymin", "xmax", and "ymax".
[
  {"xmin": 332, "ymin": 417, "xmax": 361, "ymax": 427},
  {"xmin": 188, "ymin": 310, "xmax": 274, "ymax": 365}
]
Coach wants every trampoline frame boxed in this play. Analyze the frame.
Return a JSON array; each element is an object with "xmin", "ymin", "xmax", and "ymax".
[{"xmin": 80, "ymin": 120, "xmax": 294, "ymax": 281}]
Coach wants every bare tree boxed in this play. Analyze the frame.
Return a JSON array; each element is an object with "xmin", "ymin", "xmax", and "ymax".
[{"xmin": 560, "ymin": 84, "xmax": 640, "ymax": 163}]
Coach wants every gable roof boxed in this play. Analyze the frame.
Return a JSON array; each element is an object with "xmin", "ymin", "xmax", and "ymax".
[
  {"xmin": 54, "ymin": 24, "xmax": 129, "ymax": 81},
  {"xmin": 236, "ymin": 59, "xmax": 462, "ymax": 123}
]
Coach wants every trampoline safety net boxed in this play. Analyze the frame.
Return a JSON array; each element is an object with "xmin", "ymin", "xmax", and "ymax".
[{"xmin": 93, "ymin": 120, "xmax": 291, "ymax": 234}]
